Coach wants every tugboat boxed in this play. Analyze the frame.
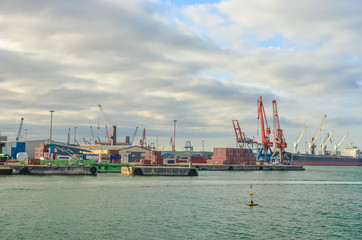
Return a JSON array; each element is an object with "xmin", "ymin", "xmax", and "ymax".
[{"xmin": 246, "ymin": 185, "xmax": 257, "ymax": 206}]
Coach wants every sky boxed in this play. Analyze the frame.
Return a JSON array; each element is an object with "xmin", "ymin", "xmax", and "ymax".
[{"xmin": 0, "ymin": 0, "xmax": 361, "ymax": 153}]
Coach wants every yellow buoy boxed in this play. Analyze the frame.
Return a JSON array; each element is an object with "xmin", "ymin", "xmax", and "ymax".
[{"xmin": 246, "ymin": 185, "xmax": 257, "ymax": 206}]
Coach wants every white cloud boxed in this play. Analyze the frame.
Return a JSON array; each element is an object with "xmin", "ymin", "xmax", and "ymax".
[{"xmin": 0, "ymin": 0, "xmax": 361, "ymax": 152}]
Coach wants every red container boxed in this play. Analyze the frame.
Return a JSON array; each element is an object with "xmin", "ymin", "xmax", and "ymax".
[
  {"xmin": 29, "ymin": 158, "xmax": 40, "ymax": 165},
  {"xmin": 190, "ymin": 159, "xmax": 207, "ymax": 164},
  {"xmin": 141, "ymin": 160, "xmax": 151, "ymax": 165},
  {"xmin": 108, "ymin": 150, "xmax": 119, "ymax": 155}
]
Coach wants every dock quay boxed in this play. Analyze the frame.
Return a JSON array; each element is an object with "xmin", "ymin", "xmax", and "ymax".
[
  {"xmin": 121, "ymin": 166, "xmax": 199, "ymax": 176},
  {"xmin": 11, "ymin": 165, "xmax": 97, "ymax": 176},
  {"xmin": 0, "ymin": 165, "xmax": 13, "ymax": 175}
]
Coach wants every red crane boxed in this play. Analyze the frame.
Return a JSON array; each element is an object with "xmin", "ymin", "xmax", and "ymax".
[
  {"xmin": 232, "ymin": 120, "xmax": 255, "ymax": 149},
  {"xmin": 271, "ymin": 100, "xmax": 289, "ymax": 163},
  {"xmin": 232, "ymin": 120, "xmax": 246, "ymax": 148},
  {"xmin": 257, "ymin": 96, "xmax": 273, "ymax": 161},
  {"xmin": 272, "ymin": 100, "xmax": 287, "ymax": 149}
]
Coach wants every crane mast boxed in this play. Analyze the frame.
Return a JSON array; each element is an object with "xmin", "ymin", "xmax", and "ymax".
[
  {"xmin": 140, "ymin": 128, "xmax": 146, "ymax": 147},
  {"xmin": 257, "ymin": 96, "xmax": 273, "ymax": 162},
  {"xmin": 309, "ymin": 114, "xmax": 327, "ymax": 154},
  {"xmin": 16, "ymin": 117, "xmax": 24, "ymax": 141},
  {"xmin": 294, "ymin": 127, "xmax": 306, "ymax": 153},
  {"xmin": 232, "ymin": 120, "xmax": 246, "ymax": 148},
  {"xmin": 130, "ymin": 126, "xmax": 138, "ymax": 145},
  {"xmin": 321, "ymin": 130, "xmax": 334, "ymax": 155},
  {"xmin": 97, "ymin": 104, "xmax": 116, "ymax": 145},
  {"xmin": 272, "ymin": 100, "xmax": 287, "ymax": 149},
  {"xmin": 333, "ymin": 132, "xmax": 348, "ymax": 155},
  {"xmin": 270, "ymin": 100, "xmax": 288, "ymax": 163}
]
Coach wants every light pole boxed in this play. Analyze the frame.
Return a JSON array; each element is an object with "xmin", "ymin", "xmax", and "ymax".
[
  {"xmin": 74, "ymin": 127, "xmax": 77, "ymax": 145},
  {"xmin": 24, "ymin": 129, "xmax": 28, "ymax": 140},
  {"xmin": 173, "ymin": 120, "xmax": 177, "ymax": 158},
  {"xmin": 49, "ymin": 110, "xmax": 55, "ymax": 141}
]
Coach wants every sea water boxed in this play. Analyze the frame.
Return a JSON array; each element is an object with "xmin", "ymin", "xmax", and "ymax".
[{"xmin": 0, "ymin": 166, "xmax": 361, "ymax": 239}]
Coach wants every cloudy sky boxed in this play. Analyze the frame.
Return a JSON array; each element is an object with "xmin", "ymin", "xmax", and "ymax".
[{"xmin": 0, "ymin": 0, "xmax": 361, "ymax": 152}]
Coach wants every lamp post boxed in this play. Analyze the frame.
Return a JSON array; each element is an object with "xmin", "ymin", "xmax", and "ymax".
[
  {"xmin": 74, "ymin": 127, "xmax": 77, "ymax": 145},
  {"xmin": 49, "ymin": 110, "xmax": 55, "ymax": 141},
  {"xmin": 173, "ymin": 120, "xmax": 177, "ymax": 158}
]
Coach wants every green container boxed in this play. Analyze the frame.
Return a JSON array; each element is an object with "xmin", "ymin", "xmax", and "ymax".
[{"xmin": 40, "ymin": 160, "xmax": 48, "ymax": 165}]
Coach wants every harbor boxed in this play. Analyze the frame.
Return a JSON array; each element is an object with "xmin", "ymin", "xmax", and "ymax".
[{"xmin": 1, "ymin": 166, "xmax": 361, "ymax": 240}]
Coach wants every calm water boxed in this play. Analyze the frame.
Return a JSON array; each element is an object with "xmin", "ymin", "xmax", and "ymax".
[{"xmin": 1, "ymin": 166, "xmax": 361, "ymax": 240}]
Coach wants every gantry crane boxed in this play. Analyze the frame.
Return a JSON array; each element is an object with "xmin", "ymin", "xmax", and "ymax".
[
  {"xmin": 16, "ymin": 117, "xmax": 24, "ymax": 141},
  {"xmin": 270, "ymin": 100, "xmax": 288, "ymax": 163},
  {"xmin": 294, "ymin": 127, "xmax": 306, "ymax": 153},
  {"xmin": 97, "ymin": 104, "xmax": 117, "ymax": 145},
  {"xmin": 321, "ymin": 130, "xmax": 334, "ymax": 155},
  {"xmin": 309, "ymin": 114, "xmax": 327, "ymax": 154},
  {"xmin": 257, "ymin": 96, "xmax": 273, "ymax": 162},
  {"xmin": 333, "ymin": 132, "xmax": 348, "ymax": 155},
  {"xmin": 184, "ymin": 141, "xmax": 193, "ymax": 151}
]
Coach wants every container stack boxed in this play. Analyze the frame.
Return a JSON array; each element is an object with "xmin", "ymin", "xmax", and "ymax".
[
  {"xmin": 34, "ymin": 144, "xmax": 49, "ymax": 160},
  {"xmin": 145, "ymin": 151, "xmax": 164, "ymax": 165},
  {"xmin": 207, "ymin": 148, "xmax": 256, "ymax": 165}
]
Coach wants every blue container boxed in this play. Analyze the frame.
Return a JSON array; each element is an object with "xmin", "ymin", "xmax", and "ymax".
[
  {"xmin": 11, "ymin": 147, "xmax": 17, "ymax": 158},
  {"xmin": 165, "ymin": 160, "xmax": 175, "ymax": 164},
  {"xmin": 111, "ymin": 154, "xmax": 121, "ymax": 159},
  {"xmin": 16, "ymin": 142, "xmax": 26, "ymax": 152}
]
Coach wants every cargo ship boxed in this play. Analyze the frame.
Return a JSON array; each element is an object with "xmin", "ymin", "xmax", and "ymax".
[{"xmin": 291, "ymin": 147, "xmax": 362, "ymax": 166}]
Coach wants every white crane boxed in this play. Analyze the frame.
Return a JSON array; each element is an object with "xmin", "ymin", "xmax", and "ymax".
[
  {"xmin": 321, "ymin": 130, "xmax": 334, "ymax": 155},
  {"xmin": 294, "ymin": 127, "xmax": 306, "ymax": 153},
  {"xmin": 16, "ymin": 117, "xmax": 24, "ymax": 141},
  {"xmin": 333, "ymin": 132, "xmax": 348, "ymax": 155},
  {"xmin": 97, "ymin": 104, "xmax": 116, "ymax": 145},
  {"xmin": 309, "ymin": 114, "xmax": 327, "ymax": 154}
]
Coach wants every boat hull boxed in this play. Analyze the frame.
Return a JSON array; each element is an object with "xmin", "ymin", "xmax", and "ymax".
[{"xmin": 291, "ymin": 154, "xmax": 362, "ymax": 166}]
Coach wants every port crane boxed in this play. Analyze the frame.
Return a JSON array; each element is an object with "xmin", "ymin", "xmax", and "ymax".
[
  {"xmin": 333, "ymin": 132, "xmax": 348, "ymax": 155},
  {"xmin": 139, "ymin": 128, "xmax": 146, "ymax": 147},
  {"xmin": 257, "ymin": 96, "xmax": 273, "ymax": 162},
  {"xmin": 294, "ymin": 127, "xmax": 306, "ymax": 153},
  {"xmin": 309, "ymin": 114, "xmax": 327, "ymax": 154},
  {"xmin": 270, "ymin": 100, "xmax": 288, "ymax": 163},
  {"xmin": 97, "ymin": 104, "xmax": 117, "ymax": 145},
  {"xmin": 16, "ymin": 117, "xmax": 24, "ymax": 141},
  {"xmin": 232, "ymin": 120, "xmax": 255, "ymax": 149},
  {"xmin": 321, "ymin": 130, "xmax": 334, "ymax": 155},
  {"xmin": 130, "ymin": 126, "xmax": 138, "ymax": 145},
  {"xmin": 184, "ymin": 141, "xmax": 193, "ymax": 151}
]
